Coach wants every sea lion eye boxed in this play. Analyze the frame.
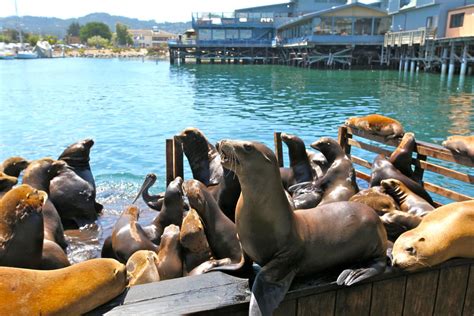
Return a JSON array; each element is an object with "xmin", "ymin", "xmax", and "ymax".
[
  {"xmin": 243, "ymin": 144, "xmax": 253, "ymax": 152},
  {"xmin": 418, "ymin": 237, "xmax": 425, "ymax": 242},
  {"xmin": 405, "ymin": 247, "xmax": 416, "ymax": 255}
]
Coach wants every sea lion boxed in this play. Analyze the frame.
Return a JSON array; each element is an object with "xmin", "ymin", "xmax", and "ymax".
[
  {"xmin": 392, "ymin": 200, "xmax": 474, "ymax": 271},
  {"xmin": 48, "ymin": 160, "xmax": 101, "ymax": 227},
  {"xmin": 0, "ymin": 258, "xmax": 127, "ymax": 315},
  {"xmin": 290, "ymin": 137, "xmax": 358, "ymax": 208},
  {"xmin": 0, "ymin": 172, "xmax": 17, "ymax": 198},
  {"xmin": 183, "ymin": 179, "xmax": 244, "ymax": 271},
  {"xmin": 40, "ymin": 239, "xmax": 71, "ymax": 270},
  {"xmin": 58, "ymin": 138, "xmax": 97, "ymax": 188},
  {"xmin": 306, "ymin": 149, "xmax": 328, "ymax": 179},
  {"xmin": 156, "ymin": 224, "xmax": 183, "ymax": 280},
  {"xmin": 106, "ymin": 205, "xmax": 158, "ymax": 263},
  {"xmin": 22, "ymin": 158, "xmax": 68, "ymax": 250},
  {"xmin": 126, "ymin": 250, "xmax": 160, "ymax": 286},
  {"xmin": 180, "ymin": 208, "xmax": 213, "ymax": 273},
  {"xmin": 133, "ymin": 173, "xmax": 164, "ymax": 211},
  {"xmin": 389, "ymin": 132, "xmax": 416, "ymax": 179},
  {"xmin": 370, "ymin": 154, "xmax": 435, "ymax": 206},
  {"xmin": 0, "ymin": 184, "xmax": 46, "ymax": 269},
  {"xmin": 442, "ymin": 135, "xmax": 474, "ymax": 159},
  {"xmin": 0, "ymin": 156, "xmax": 29, "ymax": 177},
  {"xmin": 175, "ymin": 127, "xmax": 241, "ymax": 221},
  {"xmin": 217, "ymin": 139, "xmax": 387, "ymax": 315},
  {"xmin": 279, "ymin": 133, "xmax": 314, "ymax": 190},
  {"xmin": 349, "ymin": 186, "xmax": 399, "ymax": 215},
  {"xmin": 142, "ymin": 176, "xmax": 185, "ymax": 244},
  {"xmin": 381, "ymin": 179, "xmax": 434, "ymax": 216},
  {"xmin": 380, "ymin": 210, "xmax": 423, "ymax": 241},
  {"xmin": 345, "ymin": 114, "xmax": 404, "ymax": 139}
]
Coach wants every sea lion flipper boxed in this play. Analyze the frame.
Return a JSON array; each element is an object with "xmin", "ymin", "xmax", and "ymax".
[
  {"xmin": 250, "ymin": 266, "xmax": 297, "ymax": 316},
  {"xmin": 336, "ymin": 257, "xmax": 386, "ymax": 286}
]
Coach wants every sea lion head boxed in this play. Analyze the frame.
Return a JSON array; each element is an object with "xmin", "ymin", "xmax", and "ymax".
[
  {"xmin": 0, "ymin": 172, "xmax": 18, "ymax": 192},
  {"xmin": 392, "ymin": 229, "xmax": 432, "ymax": 271},
  {"xmin": 281, "ymin": 133, "xmax": 306, "ymax": 159},
  {"xmin": 48, "ymin": 160, "xmax": 69, "ymax": 178},
  {"xmin": 126, "ymin": 250, "xmax": 160, "ymax": 286},
  {"xmin": 182, "ymin": 179, "xmax": 208, "ymax": 214},
  {"xmin": 310, "ymin": 137, "xmax": 344, "ymax": 161},
  {"xmin": 1, "ymin": 156, "xmax": 30, "ymax": 178},
  {"xmin": 175, "ymin": 127, "xmax": 210, "ymax": 153},
  {"xmin": 58, "ymin": 139, "xmax": 94, "ymax": 165},
  {"xmin": 216, "ymin": 139, "xmax": 277, "ymax": 177},
  {"xmin": 165, "ymin": 176, "xmax": 184, "ymax": 201}
]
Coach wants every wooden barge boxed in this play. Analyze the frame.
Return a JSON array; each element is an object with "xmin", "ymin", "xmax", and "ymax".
[{"xmin": 93, "ymin": 126, "xmax": 473, "ymax": 315}]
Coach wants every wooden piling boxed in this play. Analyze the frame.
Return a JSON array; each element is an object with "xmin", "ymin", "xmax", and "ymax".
[
  {"xmin": 166, "ymin": 139, "xmax": 174, "ymax": 185},
  {"xmin": 274, "ymin": 132, "xmax": 284, "ymax": 167}
]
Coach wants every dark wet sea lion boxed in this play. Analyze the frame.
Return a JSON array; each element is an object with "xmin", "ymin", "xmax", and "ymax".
[
  {"xmin": 349, "ymin": 186, "xmax": 399, "ymax": 215},
  {"xmin": 389, "ymin": 132, "xmax": 416, "ymax": 180},
  {"xmin": 22, "ymin": 158, "xmax": 68, "ymax": 250},
  {"xmin": 126, "ymin": 250, "xmax": 160, "ymax": 286},
  {"xmin": 0, "ymin": 156, "xmax": 29, "ymax": 177},
  {"xmin": 442, "ymin": 135, "xmax": 474, "ymax": 159},
  {"xmin": 0, "ymin": 258, "xmax": 127, "ymax": 315},
  {"xmin": 380, "ymin": 210, "xmax": 423, "ymax": 241},
  {"xmin": 217, "ymin": 139, "xmax": 387, "ymax": 315},
  {"xmin": 392, "ymin": 201, "xmax": 474, "ymax": 271},
  {"xmin": 58, "ymin": 138, "xmax": 97, "ymax": 188},
  {"xmin": 183, "ymin": 179, "xmax": 244, "ymax": 270},
  {"xmin": 0, "ymin": 172, "xmax": 17, "ymax": 199},
  {"xmin": 381, "ymin": 179, "xmax": 434, "ymax": 216},
  {"xmin": 0, "ymin": 184, "xmax": 46, "ymax": 269},
  {"xmin": 370, "ymin": 154, "xmax": 435, "ymax": 206},
  {"xmin": 279, "ymin": 133, "xmax": 314, "ymax": 190},
  {"xmin": 133, "ymin": 173, "xmax": 164, "ymax": 211},
  {"xmin": 49, "ymin": 160, "xmax": 100, "ymax": 227},
  {"xmin": 107, "ymin": 205, "xmax": 158, "ymax": 263},
  {"xmin": 156, "ymin": 224, "xmax": 183, "ymax": 280},
  {"xmin": 180, "ymin": 208, "xmax": 213, "ymax": 273},
  {"xmin": 143, "ymin": 176, "xmax": 185, "ymax": 244},
  {"xmin": 40, "ymin": 239, "xmax": 71, "ymax": 270},
  {"xmin": 306, "ymin": 149, "xmax": 328, "ymax": 179},
  {"xmin": 345, "ymin": 114, "xmax": 404, "ymax": 139},
  {"xmin": 175, "ymin": 127, "xmax": 241, "ymax": 221}
]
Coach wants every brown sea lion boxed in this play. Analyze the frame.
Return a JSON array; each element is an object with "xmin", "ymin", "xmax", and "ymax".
[
  {"xmin": 370, "ymin": 154, "xmax": 435, "ymax": 206},
  {"xmin": 40, "ymin": 239, "xmax": 71, "ymax": 270},
  {"xmin": 349, "ymin": 186, "xmax": 399, "ymax": 215},
  {"xmin": 175, "ymin": 127, "xmax": 241, "ymax": 222},
  {"xmin": 389, "ymin": 132, "xmax": 416, "ymax": 179},
  {"xmin": 0, "ymin": 258, "xmax": 127, "ymax": 315},
  {"xmin": 306, "ymin": 149, "xmax": 328, "ymax": 179},
  {"xmin": 156, "ymin": 224, "xmax": 183, "ymax": 280},
  {"xmin": 183, "ymin": 179, "xmax": 244, "ymax": 271},
  {"xmin": 380, "ymin": 210, "xmax": 423, "ymax": 241},
  {"xmin": 0, "ymin": 172, "xmax": 17, "ymax": 199},
  {"xmin": 0, "ymin": 184, "xmax": 46, "ymax": 269},
  {"xmin": 381, "ymin": 179, "xmax": 434, "ymax": 216},
  {"xmin": 217, "ymin": 139, "xmax": 387, "ymax": 315},
  {"xmin": 22, "ymin": 158, "xmax": 68, "ymax": 250},
  {"xmin": 442, "ymin": 135, "xmax": 474, "ymax": 159},
  {"xmin": 49, "ymin": 160, "xmax": 100, "ymax": 227},
  {"xmin": 126, "ymin": 250, "xmax": 160, "ymax": 286},
  {"xmin": 142, "ymin": 176, "xmax": 185, "ymax": 244},
  {"xmin": 133, "ymin": 173, "xmax": 164, "ymax": 211},
  {"xmin": 345, "ymin": 114, "xmax": 404, "ymax": 139},
  {"xmin": 180, "ymin": 208, "xmax": 213, "ymax": 273},
  {"xmin": 279, "ymin": 133, "xmax": 314, "ymax": 190},
  {"xmin": 105, "ymin": 205, "xmax": 158, "ymax": 263},
  {"xmin": 58, "ymin": 138, "xmax": 97, "ymax": 188},
  {"xmin": 392, "ymin": 200, "xmax": 474, "ymax": 271},
  {"xmin": 0, "ymin": 156, "xmax": 29, "ymax": 177}
]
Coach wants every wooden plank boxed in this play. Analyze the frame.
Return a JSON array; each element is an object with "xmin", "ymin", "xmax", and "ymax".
[
  {"xmin": 173, "ymin": 136, "xmax": 184, "ymax": 180},
  {"xmin": 165, "ymin": 139, "xmax": 174, "ymax": 186},
  {"xmin": 463, "ymin": 265, "xmax": 474, "ymax": 316},
  {"xmin": 297, "ymin": 291, "xmax": 336, "ymax": 316},
  {"xmin": 351, "ymin": 156, "xmax": 372, "ymax": 169},
  {"xmin": 433, "ymin": 265, "xmax": 470, "ymax": 316},
  {"xmin": 348, "ymin": 138, "xmax": 392, "ymax": 157},
  {"xmin": 345, "ymin": 127, "xmax": 400, "ymax": 147},
  {"xmin": 335, "ymin": 283, "xmax": 372, "ymax": 316},
  {"xmin": 403, "ymin": 269, "xmax": 439, "ymax": 315},
  {"xmin": 415, "ymin": 140, "xmax": 474, "ymax": 168},
  {"xmin": 355, "ymin": 170, "xmax": 371, "ymax": 182},
  {"xmin": 338, "ymin": 126, "xmax": 352, "ymax": 156},
  {"xmin": 274, "ymin": 132, "xmax": 284, "ymax": 167},
  {"xmin": 275, "ymin": 299, "xmax": 296, "ymax": 316},
  {"xmin": 418, "ymin": 160, "xmax": 474, "ymax": 184},
  {"xmin": 423, "ymin": 182, "xmax": 473, "ymax": 202},
  {"xmin": 370, "ymin": 276, "xmax": 406, "ymax": 316}
]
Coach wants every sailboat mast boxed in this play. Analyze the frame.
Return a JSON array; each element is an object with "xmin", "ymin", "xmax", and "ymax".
[{"xmin": 14, "ymin": 0, "xmax": 23, "ymax": 46}]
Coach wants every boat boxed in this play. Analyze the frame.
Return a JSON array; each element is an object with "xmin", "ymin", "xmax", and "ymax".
[
  {"xmin": 33, "ymin": 41, "xmax": 52, "ymax": 58},
  {"xmin": 15, "ymin": 51, "xmax": 38, "ymax": 59},
  {"xmin": 0, "ymin": 51, "xmax": 15, "ymax": 60}
]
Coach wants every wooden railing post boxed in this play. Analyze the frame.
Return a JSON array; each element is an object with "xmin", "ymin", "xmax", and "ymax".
[
  {"xmin": 166, "ymin": 139, "xmax": 174, "ymax": 185},
  {"xmin": 274, "ymin": 132, "xmax": 284, "ymax": 167},
  {"xmin": 338, "ymin": 126, "xmax": 352, "ymax": 156},
  {"xmin": 413, "ymin": 152, "xmax": 427, "ymax": 183},
  {"xmin": 173, "ymin": 136, "xmax": 184, "ymax": 180}
]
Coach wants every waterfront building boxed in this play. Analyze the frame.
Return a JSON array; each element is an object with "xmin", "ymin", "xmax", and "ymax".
[
  {"xmin": 445, "ymin": 4, "xmax": 474, "ymax": 39},
  {"xmin": 129, "ymin": 29, "xmax": 176, "ymax": 48}
]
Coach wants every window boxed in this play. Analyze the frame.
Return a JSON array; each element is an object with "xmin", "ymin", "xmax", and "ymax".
[
  {"xmin": 354, "ymin": 18, "xmax": 372, "ymax": 35},
  {"xmin": 198, "ymin": 29, "xmax": 211, "ymax": 40},
  {"xmin": 240, "ymin": 29, "xmax": 252, "ymax": 39},
  {"xmin": 212, "ymin": 29, "xmax": 225, "ymax": 40},
  {"xmin": 426, "ymin": 16, "xmax": 433, "ymax": 28},
  {"xmin": 374, "ymin": 17, "xmax": 391, "ymax": 35},
  {"xmin": 313, "ymin": 17, "xmax": 332, "ymax": 35},
  {"xmin": 334, "ymin": 17, "xmax": 353, "ymax": 35},
  {"xmin": 450, "ymin": 13, "xmax": 464, "ymax": 28},
  {"xmin": 226, "ymin": 29, "xmax": 239, "ymax": 39}
]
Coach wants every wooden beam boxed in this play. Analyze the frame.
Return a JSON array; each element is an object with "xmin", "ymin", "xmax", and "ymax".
[
  {"xmin": 165, "ymin": 139, "xmax": 174, "ymax": 186},
  {"xmin": 274, "ymin": 132, "xmax": 284, "ymax": 167},
  {"xmin": 338, "ymin": 126, "xmax": 352, "ymax": 156},
  {"xmin": 173, "ymin": 136, "xmax": 184, "ymax": 180}
]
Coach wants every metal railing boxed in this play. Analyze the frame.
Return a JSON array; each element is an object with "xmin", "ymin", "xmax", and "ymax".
[{"xmin": 384, "ymin": 27, "xmax": 436, "ymax": 47}]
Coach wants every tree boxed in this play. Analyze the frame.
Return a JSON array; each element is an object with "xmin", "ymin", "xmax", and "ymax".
[
  {"xmin": 25, "ymin": 33, "xmax": 39, "ymax": 46},
  {"xmin": 80, "ymin": 22, "xmax": 112, "ymax": 43},
  {"xmin": 43, "ymin": 35, "xmax": 58, "ymax": 45},
  {"xmin": 1, "ymin": 29, "xmax": 19, "ymax": 43},
  {"xmin": 87, "ymin": 35, "xmax": 109, "ymax": 48},
  {"xmin": 67, "ymin": 22, "xmax": 81, "ymax": 37},
  {"xmin": 115, "ymin": 23, "xmax": 133, "ymax": 46}
]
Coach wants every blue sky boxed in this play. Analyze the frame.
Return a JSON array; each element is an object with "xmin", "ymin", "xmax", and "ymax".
[{"xmin": 2, "ymin": 0, "xmax": 372, "ymax": 22}]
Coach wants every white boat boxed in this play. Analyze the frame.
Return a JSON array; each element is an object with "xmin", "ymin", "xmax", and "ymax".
[
  {"xmin": 33, "ymin": 41, "xmax": 52, "ymax": 58},
  {"xmin": 16, "ymin": 51, "xmax": 38, "ymax": 59},
  {"xmin": 0, "ymin": 51, "xmax": 15, "ymax": 60}
]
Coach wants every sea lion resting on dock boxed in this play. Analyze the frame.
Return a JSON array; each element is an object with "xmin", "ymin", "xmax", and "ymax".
[
  {"xmin": 392, "ymin": 200, "xmax": 474, "ymax": 271},
  {"xmin": 442, "ymin": 135, "xmax": 474, "ymax": 159},
  {"xmin": 345, "ymin": 114, "xmax": 404, "ymax": 139},
  {"xmin": 349, "ymin": 186, "xmax": 399, "ymax": 215},
  {"xmin": 217, "ymin": 139, "xmax": 388, "ymax": 315}
]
